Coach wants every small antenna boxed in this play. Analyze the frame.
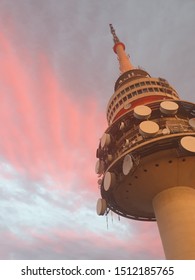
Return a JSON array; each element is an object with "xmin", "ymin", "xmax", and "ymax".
[
  {"xmin": 106, "ymin": 214, "xmax": 109, "ymax": 230},
  {"xmin": 111, "ymin": 210, "xmax": 114, "ymax": 224},
  {"xmin": 109, "ymin": 24, "xmax": 134, "ymax": 73},
  {"xmin": 109, "ymin": 24, "xmax": 120, "ymax": 44}
]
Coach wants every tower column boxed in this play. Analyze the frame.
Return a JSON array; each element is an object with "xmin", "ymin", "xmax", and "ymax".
[{"xmin": 153, "ymin": 186, "xmax": 195, "ymax": 259}]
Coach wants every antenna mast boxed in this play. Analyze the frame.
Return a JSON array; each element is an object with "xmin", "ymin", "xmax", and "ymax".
[{"xmin": 109, "ymin": 24, "xmax": 134, "ymax": 73}]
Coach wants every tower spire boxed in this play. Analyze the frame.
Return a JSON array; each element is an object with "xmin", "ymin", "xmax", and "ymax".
[{"xmin": 109, "ymin": 24, "xmax": 134, "ymax": 73}]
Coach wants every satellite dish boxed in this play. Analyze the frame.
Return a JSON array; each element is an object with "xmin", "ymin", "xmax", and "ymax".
[
  {"xmin": 119, "ymin": 121, "xmax": 125, "ymax": 130},
  {"xmin": 107, "ymin": 154, "xmax": 113, "ymax": 161},
  {"xmin": 189, "ymin": 118, "xmax": 195, "ymax": 130},
  {"xmin": 95, "ymin": 160, "xmax": 104, "ymax": 174},
  {"xmin": 160, "ymin": 101, "xmax": 179, "ymax": 115},
  {"xmin": 139, "ymin": 120, "xmax": 159, "ymax": 137},
  {"xmin": 100, "ymin": 133, "xmax": 111, "ymax": 148},
  {"xmin": 122, "ymin": 154, "xmax": 133, "ymax": 175},
  {"xmin": 180, "ymin": 136, "xmax": 195, "ymax": 153},
  {"xmin": 124, "ymin": 139, "xmax": 130, "ymax": 147},
  {"xmin": 96, "ymin": 198, "xmax": 107, "ymax": 215},
  {"xmin": 162, "ymin": 128, "xmax": 171, "ymax": 135},
  {"xmin": 134, "ymin": 105, "xmax": 152, "ymax": 119},
  {"xmin": 124, "ymin": 102, "xmax": 131, "ymax": 109},
  {"xmin": 97, "ymin": 178, "xmax": 102, "ymax": 185},
  {"xmin": 103, "ymin": 171, "xmax": 116, "ymax": 191}
]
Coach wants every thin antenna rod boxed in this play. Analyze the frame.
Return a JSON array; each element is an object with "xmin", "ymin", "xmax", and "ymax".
[
  {"xmin": 109, "ymin": 24, "xmax": 120, "ymax": 44},
  {"xmin": 109, "ymin": 24, "xmax": 134, "ymax": 73}
]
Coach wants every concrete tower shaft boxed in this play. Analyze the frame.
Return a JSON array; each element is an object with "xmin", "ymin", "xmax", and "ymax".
[
  {"xmin": 95, "ymin": 25, "xmax": 195, "ymax": 259},
  {"xmin": 153, "ymin": 186, "xmax": 195, "ymax": 259}
]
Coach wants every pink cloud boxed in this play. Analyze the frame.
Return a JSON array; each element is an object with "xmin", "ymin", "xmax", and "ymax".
[
  {"xmin": 0, "ymin": 224, "xmax": 163, "ymax": 259},
  {"xmin": 0, "ymin": 29, "xmax": 105, "ymax": 191}
]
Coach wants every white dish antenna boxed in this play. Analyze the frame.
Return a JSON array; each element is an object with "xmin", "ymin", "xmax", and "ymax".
[
  {"xmin": 162, "ymin": 128, "xmax": 171, "ymax": 135},
  {"xmin": 160, "ymin": 101, "xmax": 179, "ymax": 115},
  {"xmin": 189, "ymin": 118, "xmax": 195, "ymax": 130},
  {"xmin": 96, "ymin": 198, "xmax": 107, "ymax": 215},
  {"xmin": 107, "ymin": 154, "xmax": 113, "ymax": 161},
  {"xmin": 139, "ymin": 120, "xmax": 159, "ymax": 137},
  {"xmin": 180, "ymin": 136, "xmax": 195, "ymax": 153},
  {"xmin": 122, "ymin": 154, "xmax": 133, "ymax": 175},
  {"xmin": 103, "ymin": 171, "xmax": 116, "ymax": 191},
  {"xmin": 100, "ymin": 133, "xmax": 111, "ymax": 148},
  {"xmin": 124, "ymin": 102, "xmax": 131, "ymax": 109},
  {"xmin": 134, "ymin": 105, "xmax": 151, "ymax": 119},
  {"xmin": 97, "ymin": 178, "xmax": 102, "ymax": 185},
  {"xmin": 124, "ymin": 139, "xmax": 129, "ymax": 147},
  {"xmin": 119, "ymin": 121, "xmax": 125, "ymax": 130},
  {"xmin": 95, "ymin": 160, "xmax": 104, "ymax": 175}
]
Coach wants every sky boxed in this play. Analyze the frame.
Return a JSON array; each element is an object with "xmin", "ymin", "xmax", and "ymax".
[{"xmin": 0, "ymin": 0, "xmax": 194, "ymax": 260}]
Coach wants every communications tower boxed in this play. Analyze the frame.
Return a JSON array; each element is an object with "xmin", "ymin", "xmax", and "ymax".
[{"xmin": 95, "ymin": 25, "xmax": 195, "ymax": 259}]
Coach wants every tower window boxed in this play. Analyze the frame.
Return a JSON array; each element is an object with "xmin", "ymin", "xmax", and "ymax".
[{"xmin": 128, "ymin": 93, "xmax": 132, "ymax": 99}]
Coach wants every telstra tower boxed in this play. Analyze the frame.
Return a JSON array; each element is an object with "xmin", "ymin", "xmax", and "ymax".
[{"xmin": 95, "ymin": 25, "xmax": 195, "ymax": 259}]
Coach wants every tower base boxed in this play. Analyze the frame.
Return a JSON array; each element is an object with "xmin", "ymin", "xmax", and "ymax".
[{"xmin": 153, "ymin": 186, "xmax": 195, "ymax": 259}]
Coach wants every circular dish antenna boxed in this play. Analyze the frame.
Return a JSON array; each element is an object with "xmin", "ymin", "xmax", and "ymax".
[
  {"xmin": 124, "ymin": 102, "xmax": 131, "ymax": 109},
  {"xmin": 160, "ymin": 101, "xmax": 179, "ymax": 115},
  {"xmin": 122, "ymin": 154, "xmax": 133, "ymax": 175},
  {"xmin": 134, "ymin": 105, "xmax": 152, "ymax": 119},
  {"xmin": 124, "ymin": 139, "xmax": 129, "ymax": 147},
  {"xmin": 95, "ymin": 160, "xmax": 104, "ymax": 175},
  {"xmin": 189, "ymin": 118, "xmax": 195, "ymax": 130},
  {"xmin": 119, "ymin": 121, "xmax": 125, "ymax": 130},
  {"xmin": 180, "ymin": 136, "xmax": 195, "ymax": 153},
  {"xmin": 104, "ymin": 171, "xmax": 116, "ymax": 191},
  {"xmin": 107, "ymin": 154, "xmax": 113, "ymax": 161},
  {"xmin": 97, "ymin": 178, "xmax": 102, "ymax": 185},
  {"xmin": 100, "ymin": 133, "xmax": 111, "ymax": 148},
  {"xmin": 162, "ymin": 128, "xmax": 171, "ymax": 135},
  {"xmin": 139, "ymin": 120, "xmax": 159, "ymax": 137},
  {"xmin": 96, "ymin": 198, "xmax": 107, "ymax": 215}
]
